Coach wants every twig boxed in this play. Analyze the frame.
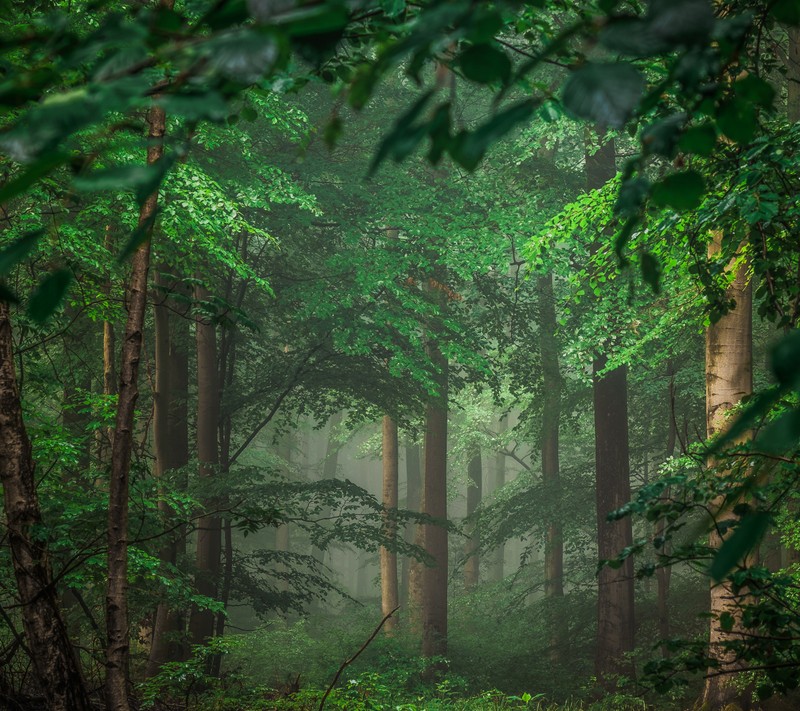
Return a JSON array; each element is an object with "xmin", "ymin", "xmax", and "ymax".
[{"xmin": 318, "ymin": 606, "xmax": 400, "ymax": 711}]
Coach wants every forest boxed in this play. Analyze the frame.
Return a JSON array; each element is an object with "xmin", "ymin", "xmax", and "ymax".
[{"xmin": 1, "ymin": 0, "xmax": 800, "ymax": 710}]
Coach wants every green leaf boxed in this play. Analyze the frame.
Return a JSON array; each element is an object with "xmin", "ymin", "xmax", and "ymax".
[
  {"xmin": 0, "ymin": 153, "xmax": 70, "ymax": 204},
  {"xmin": 719, "ymin": 611, "xmax": 734, "ymax": 633},
  {"xmin": 118, "ymin": 211, "xmax": 158, "ymax": 262},
  {"xmin": 380, "ymin": 0, "xmax": 405, "ymax": 18},
  {"xmin": 0, "ymin": 230, "xmax": 43, "ymax": 276},
  {"xmin": 27, "ymin": 269, "xmax": 72, "ymax": 323},
  {"xmin": 369, "ymin": 91, "xmax": 434, "ymax": 174},
  {"xmin": 642, "ymin": 113, "xmax": 687, "ymax": 158},
  {"xmin": 75, "ymin": 155, "xmax": 175, "ymax": 207},
  {"xmin": 709, "ymin": 511, "xmax": 771, "ymax": 582},
  {"xmin": 757, "ymin": 409, "xmax": 800, "ymax": 454},
  {"xmin": 717, "ymin": 98, "xmax": 757, "ymax": 144},
  {"xmin": 449, "ymin": 99, "xmax": 537, "ymax": 171},
  {"xmin": 651, "ymin": 170, "xmax": 705, "ymax": 211},
  {"xmin": 159, "ymin": 92, "xmax": 230, "ymax": 122},
  {"xmin": 770, "ymin": 329, "xmax": 800, "ymax": 388},
  {"xmin": 641, "ymin": 252, "xmax": 662, "ymax": 294},
  {"xmin": 0, "ymin": 282, "xmax": 19, "ymax": 305},
  {"xmin": 735, "ymin": 74, "xmax": 775, "ymax": 109},
  {"xmin": 710, "ymin": 387, "xmax": 782, "ymax": 453},
  {"xmin": 678, "ymin": 124, "xmax": 717, "ymax": 155},
  {"xmin": 615, "ymin": 178, "xmax": 650, "ymax": 218},
  {"xmin": 562, "ymin": 63, "xmax": 644, "ymax": 128},
  {"xmin": 458, "ymin": 44, "xmax": 511, "ymax": 85},
  {"xmin": 771, "ymin": 0, "xmax": 800, "ymax": 25}
]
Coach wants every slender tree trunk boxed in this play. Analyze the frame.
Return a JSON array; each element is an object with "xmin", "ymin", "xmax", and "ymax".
[
  {"xmin": 538, "ymin": 273, "xmax": 564, "ymax": 661},
  {"xmin": 0, "ymin": 302, "xmax": 91, "ymax": 711},
  {"xmin": 789, "ymin": 27, "xmax": 800, "ymax": 124},
  {"xmin": 99, "ymin": 226, "xmax": 117, "ymax": 466},
  {"xmin": 701, "ymin": 235, "xmax": 753, "ymax": 708},
  {"xmin": 106, "ymin": 98, "xmax": 167, "ymax": 711},
  {"xmin": 586, "ymin": 134, "xmax": 635, "ymax": 685},
  {"xmin": 313, "ymin": 411, "xmax": 343, "ymax": 563},
  {"xmin": 656, "ymin": 362, "xmax": 676, "ymax": 656},
  {"xmin": 274, "ymin": 432, "xmax": 293, "ymax": 594},
  {"xmin": 420, "ymin": 333, "xmax": 448, "ymax": 659},
  {"xmin": 189, "ymin": 284, "xmax": 221, "ymax": 645},
  {"xmin": 463, "ymin": 447, "xmax": 481, "ymax": 590},
  {"xmin": 402, "ymin": 442, "xmax": 422, "ymax": 610},
  {"xmin": 381, "ymin": 415, "xmax": 400, "ymax": 633},
  {"xmin": 490, "ymin": 418, "xmax": 507, "ymax": 582},
  {"xmin": 147, "ymin": 271, "xmax": 189, "ymax": 676}
]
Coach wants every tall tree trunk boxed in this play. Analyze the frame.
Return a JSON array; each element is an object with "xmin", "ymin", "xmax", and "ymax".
[
  {"xmin": 463, "ymin": 447, "xmax": 481, "ymax": 590},
  {"xmin": 274, "ymin": 432, "xmax": 293, "ymax": 594},
  {"xmin": 538, "ymin": 273, "xmax": 564, "ymax": 660},
  {"xmin": 701, "ymin": 236, "xmax": 753, "ymax": 708},
  {"xmin": 189, "ymin": 284, "xmax": 221, "ymax": 645},
  {"xmin": 586, "ymin": 134, "xmax": 635, "ymax": 685},
  {"xmin": 490, "ymin": 417, "xmax": 507, "ymax": 582},
  {"xmin": 656, "ymin": 362, "xmax": 676, "ymax": 656},
  {"xmin": 402, "ymin": 442, "xmax": 422, "ymax": 609},
  {"xmin": 420, "ymin": 334, "xmax": 448, "ymax": 658},
  {"xmin": 147, "ymin": 272, "xmax": 189, "ymax": 676},
  {"xmin": 0, "ymin": 302, "xmax": 91, "ymax": 711},
  {"xmin": 99, "ymin": 226, "xmax": 117, "ymax": 466},
  {"xmin": 789, "ymin": 27, "xmax": 800, "ymax": 124},
  {"xmin": 313, "ymin": 411, "xmax": 343, "ymax": 563},
  {"xmin": 381, "ymin": 415, "xmax": 400, "ymax": 633},
  {"xmin": 106, "ymin": 98, "xmax": 167, "ymax": 711}
]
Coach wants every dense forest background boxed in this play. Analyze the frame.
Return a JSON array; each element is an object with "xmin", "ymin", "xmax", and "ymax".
[{"xmin": 1, "ymin": 1, "xmax": 800, "ymax": 710}]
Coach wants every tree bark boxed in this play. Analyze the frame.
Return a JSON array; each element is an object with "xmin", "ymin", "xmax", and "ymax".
[
  {"xmin": 99, "ymin": 225, "xmax": 117, "ymax": 466},
  {"xmin": 147, "ymin": 271, "xmax": 189, "ymax": 676},
  {"xmin": 402, "ymin": 442, "xmax": 422, "ymax": 609},
  {"xmin": 490, "ymin": 418, "xmax": 507, "ymax": 582},
  {"xmin": 701, "ymin": 235, "xmax": 753, "ymax": 709},
  {"xmin": 463, "ymin": 447, "xmax": 481, "ymax": 590},
  {"xmin": 420, "ymin": 335, "xmax": 448, "ymax": 659},
  {"xmin": 0, "ymin": 302, "xmax": 91, "ymax": 711},
  {"xmin": 586, "ymin": 133, "xmax": 635, "ymax": 685},
  {"xmin": 656, "ymin": 361, "xmax": 676, "ymax": 656},
  {"xmin": 313, "ymin": 411, "xmax": 343, "ymax": 564},
  {"xmin": 789, "ymin": 27, "xmax": 800, "ymax": 124},
  {"xmin": 381, "ymin": 415, "xmax": 400, "ymax": 634},
  {"xmin": 538, "ymin": 273, "xmax": 564, "ymax": 660},
  {"xmin": 106, "ymin": 99, "xmax": 167, "ymax": 711},
  {"xmin": 189, "ymin": 283, "xmax": 222, "ymax": 645}
]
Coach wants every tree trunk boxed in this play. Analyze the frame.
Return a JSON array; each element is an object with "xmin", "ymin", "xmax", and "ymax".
[
  {"xmin": 586, "ymin": 133, "xmax": 635, "ymax": 685},
  {"xmin": 420, "ymin": 336, "xmax": 448, "ymax": 659},
  {"xmin": 274, "ymin": 432, "xmax": 293, "ymax": 594},
  {"xmin": 147, "ymin": 271, "xmax": 189, "ymax": 676},
  {"xmin": 402, "ymin": 442, "xmax": 422, "ymax": 609},
  {"xmin": 313, "ymin": 411, "xmax": 343, "ymax": 563},
  {"xmin": 99, "ymin": 226, "xmax": 117, "ymax": 466},
  {"xmin": 490, "ymin": 417, "xmax": 507, "ymax": 582},
  {"xmin": 106, "ymin": 99, "xmax": 167, "ymax": 711},
  {"xmin": 701, "ymin": 235, "xmax": 753, "ymax": 709},
  {"xmin": 463, "ymin": 447, "xmax": 481, "ymax": 590},
  {"xmin": 0, "ymin": 302, "xmax": 91, "ymax": 711},
  {"xmin": 593, "ymin": 358, "xmax": 635, "ymax": 681},
  {"xmin": 189, "ymin": 283, "xmax": 221, "ymax": 645},
  {"xmin": 381, "ymin": 415, "xmax": 400, "ymax": 633},
  {"xmin": 538, "ymin": 273, "xmax": 564, "ymax": 660},
  {"xmin": 789, "ymin": 27, "xmax": 800, "ymax": 124},
  {"xmin": 656, "ymin": 362, "xmax": 676, "ymax": 656}
]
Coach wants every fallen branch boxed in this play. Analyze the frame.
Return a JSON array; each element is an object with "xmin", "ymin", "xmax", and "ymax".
[{"xmin": 318, "ymin": 606, "xmax": 400, "ymax": 711}]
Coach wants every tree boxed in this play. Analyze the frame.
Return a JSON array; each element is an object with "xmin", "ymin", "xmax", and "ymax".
[
  {"xmin": 380, "ymin": 415, "xmax": 400, "ymax": 633},
  {"xmin": 701, "ymin": 237, "xmax": 753, "ymax": 708},
  {"xmin": 585, "ymin": 135, "xmax": 635, "ymax": 683}
]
